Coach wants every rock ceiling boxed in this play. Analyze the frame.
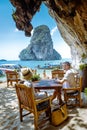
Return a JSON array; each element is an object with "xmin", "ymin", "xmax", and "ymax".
[{"xmin": 10, "ymin": 0, "xmax": 87, "ymax": 67}]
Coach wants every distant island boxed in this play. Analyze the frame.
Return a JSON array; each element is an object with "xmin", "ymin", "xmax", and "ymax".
[
  {"xmin": 0, "ymin": 59, "xmax": 7, "ymax": 61},
  {"xmin": 19, "ymin": 25, "xmax": 62, "ymax": 60}
]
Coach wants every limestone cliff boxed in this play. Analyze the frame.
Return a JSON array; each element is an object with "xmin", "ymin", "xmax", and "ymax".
[
  {"xmin": 10, "ymin": 0, "xmax": 87, "ymax": 67},
  {"xmin": 19, "ymin": 25, "xmax": 61, "ymax": 60}
]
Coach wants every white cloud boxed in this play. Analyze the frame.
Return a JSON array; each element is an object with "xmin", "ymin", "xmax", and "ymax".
[
  {"xmin": 31, "ymin": 29, "xmax": 34, "ymax": 36},
  {"xmin": 14, "ymin": 28, "xmax": 19, "ymax": 32},
  {"xmin": 54, "ymin": 42, "xmax": 71, "ymax": 58},
  {"xmin": 51, "ymin": 26, "xmax": 57, "ymax": 36}
]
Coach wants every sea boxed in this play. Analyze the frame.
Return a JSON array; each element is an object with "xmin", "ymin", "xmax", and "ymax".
[{"xmin": 0, "ymin": 58, "xmax": 71, "ymax": 82}]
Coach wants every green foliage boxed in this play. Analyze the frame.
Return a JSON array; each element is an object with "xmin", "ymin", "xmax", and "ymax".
[
  {"xmin": 12, "ymin": 9, "xmax": 17, "ymax": 21},
  {"xmin": 79, "ymin": 53, "xmax": 87, "ymax": 70},
  {"xmin": 81, "ymin": 53, "xmax": 86, "ymax": 59},
  {"xmin": 84, "ymin": 88, "xmax": 87, "ymax": 97},
  {"xmin": 31, "ymin": 74, "xmax": 41, "ymax": 82},
  {"xmin": 79, "ymin": 63, "xmax": 87, "ymax": 70}
]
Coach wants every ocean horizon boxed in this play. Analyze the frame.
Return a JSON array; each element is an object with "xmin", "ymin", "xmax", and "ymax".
[
  {"xmin": 0, "ymin": 58, "xmax": 71, "ymax": 68},
  {"xmin": 0, "ymin": 58, "xmax": 71, "ymax": 81}
]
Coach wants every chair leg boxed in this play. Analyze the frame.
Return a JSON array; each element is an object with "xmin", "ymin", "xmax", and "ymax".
[
  {"xmin": 34, "ymin": 114, "xmax": 39, "ymax": 130},
  {"xmin": 10, "ymin": 81, "xmax": 13, "ymax": 86},
  {"xmin": 79, "ymin": 94, "xmax": 82, "ymax": 107},
  {"xmin": 7, "ymin": 81, "xmax": 9, "ymax": 87},
  {"xmin": 64, "ymin": 93, "xmax": 67, "ymax": 104},
  {"xmin": 46, "ymin": 108, "xmax": 51, "ymax": 119},
  {"xmin": 20, "ymin": 107, "xmax": 23, "ymax": 122}
]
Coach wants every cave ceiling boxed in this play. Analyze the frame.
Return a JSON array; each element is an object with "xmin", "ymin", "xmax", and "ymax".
[{"xmin": 10, "ymin": 0, "xmax": 87, "ymax": 66}]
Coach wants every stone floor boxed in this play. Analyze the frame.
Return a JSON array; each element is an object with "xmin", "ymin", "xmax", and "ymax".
[{"xmin": 0, "ymin": 82, "xmax": 87, "ymax": 130}]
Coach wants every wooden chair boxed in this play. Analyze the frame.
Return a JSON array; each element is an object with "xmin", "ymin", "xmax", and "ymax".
[
  {"xmin": 63, "ymin": 75, "xmax": 82, "ymax": 107},
  {"xmin": 15, "ymin": 83, "xmax": 51, "ymax": 130},
  {"xmin": 6, "ymin": 71, "xmax": 20, "ymax": 87},
  {"xmin": 51, "ymin": 69, "xmax": 65, "ymax": 79}
]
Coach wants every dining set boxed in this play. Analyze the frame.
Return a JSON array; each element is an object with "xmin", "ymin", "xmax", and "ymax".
[{"xmin": 5, "ymin": 69, "xmax": 82, "ymax": 130}]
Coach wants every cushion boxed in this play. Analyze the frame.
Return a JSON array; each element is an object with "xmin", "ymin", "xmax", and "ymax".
[{"xmin": 36, "ymin": 100, "xmax": 49, "ymax": 111}]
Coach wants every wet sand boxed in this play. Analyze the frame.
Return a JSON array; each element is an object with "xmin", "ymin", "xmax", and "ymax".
[{"xmin": 0, "ymin": 82, "xmax": 87, "ymax": 130}]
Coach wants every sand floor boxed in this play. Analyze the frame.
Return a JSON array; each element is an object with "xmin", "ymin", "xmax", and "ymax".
[{"xmin": 0, "ymin": 82, "xmax": 87, "ymax": 130}]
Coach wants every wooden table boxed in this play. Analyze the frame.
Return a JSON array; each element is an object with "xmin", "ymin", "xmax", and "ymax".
[{"xmin": 33, "ymin": 79, "xmax": 63, "ymax": 104}]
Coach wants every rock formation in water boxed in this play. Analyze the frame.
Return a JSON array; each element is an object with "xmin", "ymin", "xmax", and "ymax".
[
  {"xmin": 19, "ymin": 25, "xmax": 62, "ymax": 60},
  {"xmin": 10, "ymin": 0, "xmax": 87, "ymax": 66}
]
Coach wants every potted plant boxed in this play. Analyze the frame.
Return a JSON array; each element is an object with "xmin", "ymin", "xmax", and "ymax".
[{"xmin": 31, "ymin": 74, "xmax": 41, "ymax": 82}]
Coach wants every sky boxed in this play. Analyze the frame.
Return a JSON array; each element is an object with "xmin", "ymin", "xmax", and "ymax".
[{"xmin": 0, "ymin": 0, "xmax": 71, "ymax": 60}]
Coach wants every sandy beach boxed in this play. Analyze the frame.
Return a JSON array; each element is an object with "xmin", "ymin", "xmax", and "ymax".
[{"xmin": 0, "ymin": 81, "xmax": 87, "ymax": 130}]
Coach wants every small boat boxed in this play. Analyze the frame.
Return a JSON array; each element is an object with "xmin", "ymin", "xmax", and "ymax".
[
  {"xmin": 37, "ymin": 63, "xmax": 61, "ymax": 70},
  {"xmin": 0, "ymin": 64, "xmax": 22, "ymax": 73}
]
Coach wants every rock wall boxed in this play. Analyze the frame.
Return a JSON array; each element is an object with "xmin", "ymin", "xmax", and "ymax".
[
  {"xmin": 10, "ymin": 0, "xmax": 87, "ymax": 67},
  {"xmin": 45, "ymin": 0, "xmax": 87, "ymax": 68}
]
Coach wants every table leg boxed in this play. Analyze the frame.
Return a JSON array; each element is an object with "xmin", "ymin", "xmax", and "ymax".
[
  {"xmin": 56, "ymin": 88, "xmax": 63, "ymax": 105},
  {"xmin": 51, "ymin": 88, "xmax": 63, "ymax": 105}
]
